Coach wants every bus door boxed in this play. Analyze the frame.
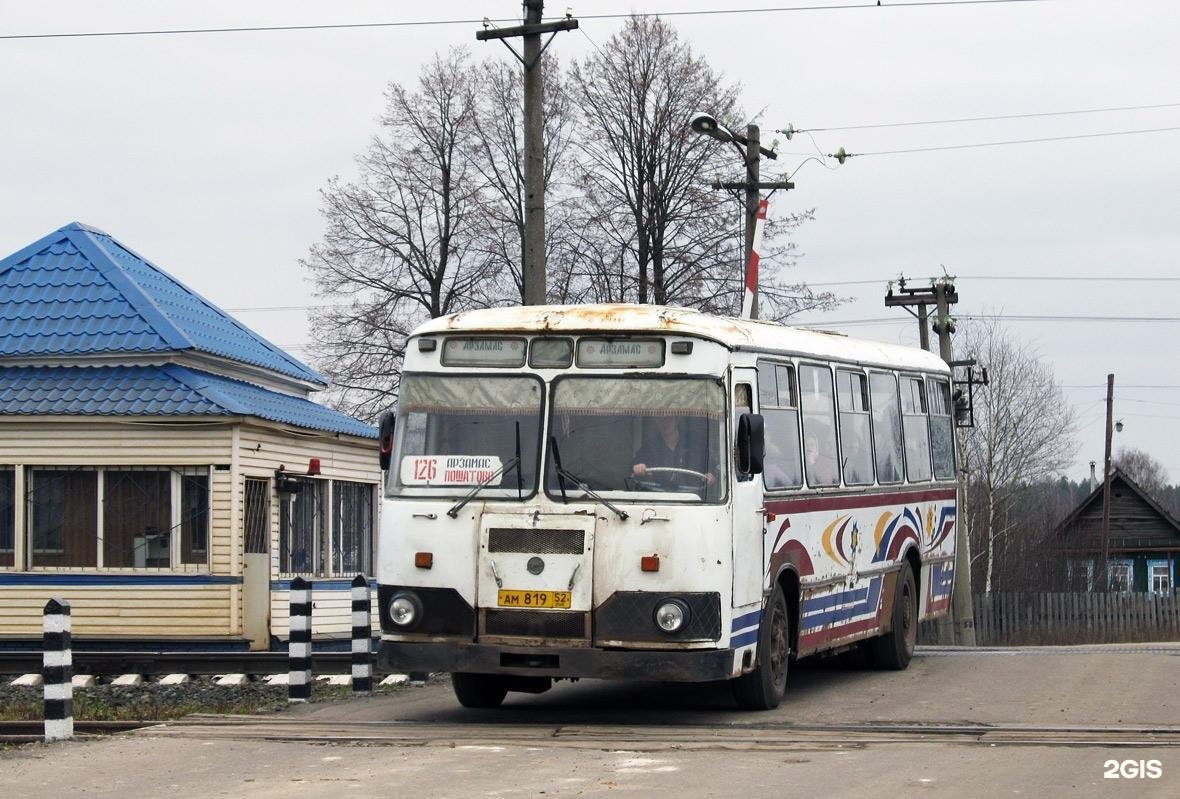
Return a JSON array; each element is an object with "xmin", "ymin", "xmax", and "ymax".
[
  {"xmin": 731, "ymin": 368, "xmax": 765, "ymax": 609},
  {"xmin": 475, "ymin": 512, "xmax": 597, "ymax": 641}
]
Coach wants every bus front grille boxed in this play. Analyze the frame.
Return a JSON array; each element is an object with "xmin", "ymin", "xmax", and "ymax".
[
  {"xmin": 482, "ymin": 609, "xmax": 589, "ymax": 639},
  {"xmin": 487, "ymin": 527, "xmax": 585, "ymax": 555}
]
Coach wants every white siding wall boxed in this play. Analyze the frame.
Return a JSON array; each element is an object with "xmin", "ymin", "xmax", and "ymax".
[{"xmin": 0, "ymin": 418, "xmax": 378, "ymax": 645}]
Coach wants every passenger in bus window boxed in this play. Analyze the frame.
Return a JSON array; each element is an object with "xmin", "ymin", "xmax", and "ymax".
[
  {"xmin": 804, "ymin": 425, "xmax": 840, "ymax": 486},
  {"xmin": 632, "ymin": 415, "xmax": 716, "ymax": 486}
]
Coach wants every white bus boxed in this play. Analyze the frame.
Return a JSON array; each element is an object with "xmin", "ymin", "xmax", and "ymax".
[{"xmin": 376, "ymin": 304, "xmax": 958, "ymax": 709}]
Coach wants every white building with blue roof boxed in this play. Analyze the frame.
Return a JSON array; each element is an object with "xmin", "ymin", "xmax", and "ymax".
[{"xmin": 0, "ymin": 223, "xmax": 381, "ymax": 650}]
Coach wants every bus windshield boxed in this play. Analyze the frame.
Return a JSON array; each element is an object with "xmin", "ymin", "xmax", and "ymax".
[
  {"xmin": 387, "ymin": 374, "xmax": 543, "ymax": 497},
  {"xmin": 546, "ymin": 377, "xmax": 726, "ymax": 503}
]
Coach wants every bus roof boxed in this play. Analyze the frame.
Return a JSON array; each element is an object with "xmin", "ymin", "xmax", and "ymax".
[{"xmin": 413, "ymin": 304, "xmax": 950, "ymax": 373}]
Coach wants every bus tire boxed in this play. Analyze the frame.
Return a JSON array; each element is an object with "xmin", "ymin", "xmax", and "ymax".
[
  {"xmin": 451, "ymin": 672, "xmax": 508, "ymax": 708},
  {"xmin": 871, "ymin": 566, "xmax": 917, "ymax": 670},
  {"xmin": 731, "ymin": 584, "xmax": 790, "ymax": 710}
]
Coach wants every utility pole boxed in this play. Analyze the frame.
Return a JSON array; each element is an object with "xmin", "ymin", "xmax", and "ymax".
[
  {"xmin": 708, "ymin": 123, "xmax": 792, "ymax": 320},
  {"xmin": 477, "ymin": 2, "xmax": 578, "ymax": 306},
  {"xmin": 1099, "ymin": 373, "xmax": 1114, "ymax": 590},
  {"xmin": 885, "ymin": 276, "xmax": 976, "ymax": 646}
]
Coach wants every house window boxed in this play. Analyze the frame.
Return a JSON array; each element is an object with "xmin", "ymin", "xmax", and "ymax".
[
  {"xmin": 279, "ymin": 479, "xmax": 326, "ymax": 575},
  {"xmin": 180, "ymin": 473, "xmax": 210, "ymax": 565},
  {"xmin": 104, "ymin": 470, "xmax": 171, "ymax": 568},
  {"xmin": 334, "ymin": 481, "xmax": 373, "ymax": 576},
  {"xmin": 1149, "ymin": 561, "xmax": 1172, "ymax": 595},
  {"xmin": 243, "ymin": 478, "xmax": 270, "ymax": 555},
  {"xmin": 27, "ymin": 466, "xmax": 210, "ymax": 570},
  {"xmin": 0, "ymin": 468, "xmax": 14, "ymax": 568},
  {"xmin": 1109, "ymin": 560, "xmax": 1132, "ymax": 593},
  {"xmin": 279, "ymin": 478, "xmax": 376, "ymax": 578},
  {"xmin": 30, "ymin": 469, "xmax": 98, "ymax": 568}
]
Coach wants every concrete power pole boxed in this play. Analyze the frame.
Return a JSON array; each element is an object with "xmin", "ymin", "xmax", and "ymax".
[
  {"xmin": 933, "ymin": 280, "xmax": 976, "ymax": 646},
  {"xmin": 477, "ymin": 2, "xmax": 578, "ymax": 306},
  {"xmin": 886, "ymin": 276, "xmax": 976, "ymax": 646}
]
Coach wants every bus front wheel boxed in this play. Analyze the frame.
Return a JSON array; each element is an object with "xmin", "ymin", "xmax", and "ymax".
[
  {"xmin": 451, "ymin": 672, "xmax": 508, "ymax": 708},
  {"xmin": 731, "ymin": 584, "xmax": 790, "ymax": 710},
  {"xmin": 870, "ymin": 566, "xmax": 917, "ymax": 670}
]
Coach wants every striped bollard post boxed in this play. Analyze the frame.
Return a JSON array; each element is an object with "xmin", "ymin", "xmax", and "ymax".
[
  {"xmin": 43, "ymin": 598, "xmax": 74, "ymax": 741},
  {"xmin": 351, "ymin": 574, "xmax": 373, "ymax": 694},
  {"xmin": 288, "ymin": 576, "xmax": 312, "ymax": 703}
]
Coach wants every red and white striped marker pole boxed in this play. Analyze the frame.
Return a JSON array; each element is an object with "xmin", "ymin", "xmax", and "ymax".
[{"xmin": 741, "ymin": 197, "xmax": 769, "ymax": 319}]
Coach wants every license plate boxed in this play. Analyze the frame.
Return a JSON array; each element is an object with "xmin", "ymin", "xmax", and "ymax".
[{"xmin": 497, "ymin": 589, "xmax": 571, "ymax": 609}]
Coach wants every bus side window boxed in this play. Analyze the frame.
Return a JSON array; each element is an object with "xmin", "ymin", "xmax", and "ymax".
[
  {"xmin": 836, "ymin": 370, "xmax": 874, "ymax": 485},
  {"xmin": 900, "ymin": 376, "xmax": 932, "ymax": 481},
  {"xmin": 927, "ymin": 377, "xmax": 956, "ymax": 479},
  {"xmin": 734, "ymin": 383, "xmax": 753, "ymax": 482},
  {"xmin": 757, "ymin": 362, "xmax": 802, "ymax": 490},
  {"xmin": 800, "ymin": 364, "xmax": 840, "ymax": 487},
  {"xmin": 869, "ymin": 372, "xmax": 904, "ymax": 484}
]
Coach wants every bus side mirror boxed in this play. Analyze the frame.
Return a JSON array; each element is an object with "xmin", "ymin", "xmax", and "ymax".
[
  {"xmin": 378, "ymin": 412, "xmax": 396, "ymax": 471},
  {"xmin": 737, "ymin": 413, "xmax": 765, "ymax": 476}
]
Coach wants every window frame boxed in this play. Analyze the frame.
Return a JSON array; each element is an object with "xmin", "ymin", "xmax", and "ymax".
[
  {"xmin": 899, "ymin": 374, "xmax": 933, "ymax": 483},
  {"xmin": 278, "ymin": 477, "xmax": 378, "ymax": 579},
  {"xmin": 756, "ymin": 359, "xmax": 804, "ymax": 492},
  {"xmin": 798, "ymin": 361, "xmax": 841, "ymax": 489},
  {"xmin": 23, "ymin": 465, "xmax": 211, "ymax": 572},
  {"xmin": 1148, "ymin": 560, "xmax": 1172, "ymax": 595},
  {"xmin": 926, "ymin": 376, "xmax": 957, "ymax": 481},
  {"xmin": 867, "ymin": 370, "xmax": 905, "ymax": 486},
  {"xmin": 835, "ymin": 368, "xmax": 875, "ymax": 487}
]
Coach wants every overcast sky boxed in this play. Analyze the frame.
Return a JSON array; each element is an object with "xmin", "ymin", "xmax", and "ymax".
[{"xmin": 2, "ymin": 0, "xmax": 1177, "ymax": 481}]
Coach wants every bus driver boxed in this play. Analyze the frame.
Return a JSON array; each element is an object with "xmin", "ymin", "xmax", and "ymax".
[{"xmin": 632, "ymin": 415, "xmax": 717, "ymax": 487}]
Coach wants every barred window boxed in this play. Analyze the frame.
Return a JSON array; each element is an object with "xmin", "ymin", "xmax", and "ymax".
[
  {"xmin": 0, "ymin": 468, "xmax": 14, "ymax": 568},
  {"xmin": 280, "ymin": 479, "xmax": 376, "ymax": 578},
  {"xmin": 334, "ymin": 481, "xmax": 373, "ymax": 576},
  {"xmin": 26, "ymin": 466, "xmax": 209, "ymax": 570}
]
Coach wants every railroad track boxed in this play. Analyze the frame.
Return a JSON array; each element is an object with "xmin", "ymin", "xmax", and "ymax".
[
  {"xmin": 136, "ymin": 716, "xmax": 1180, "ymax": 750},
  {"xmin": 0, "ymin": 719, "xmax": 151, "ymax": 745},
  {"xmin": 0, "ymin": 650, "xmax": 380, "ymax": 677}
]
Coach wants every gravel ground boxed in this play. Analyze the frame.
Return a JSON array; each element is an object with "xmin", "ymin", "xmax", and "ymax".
[{"xmin": 0, "ymin": 676, "xmax": 410, "ymax": 721}]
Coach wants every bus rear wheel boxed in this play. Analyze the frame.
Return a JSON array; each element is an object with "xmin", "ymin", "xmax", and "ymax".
[
  {"xmin": 451, "ymin": 672, "xmax": 508, "ymax": 708},
  {"xmin": 731, "ymin": 584, "xmax": 790, "ymax": 710},
  {"xmin": 870, "ymin": 566, "xmax": 917, "ymax": 670}
]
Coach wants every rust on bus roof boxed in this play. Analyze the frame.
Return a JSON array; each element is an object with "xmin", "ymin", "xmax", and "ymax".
[{"xmin": 415, "ymin": 304, "xmax": 948, "ymax": 373}]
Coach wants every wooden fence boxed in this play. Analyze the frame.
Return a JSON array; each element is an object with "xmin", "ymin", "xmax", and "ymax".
[{"xmin": 920, "ymin": 592, "xmax": 1180, "ymax": 646}]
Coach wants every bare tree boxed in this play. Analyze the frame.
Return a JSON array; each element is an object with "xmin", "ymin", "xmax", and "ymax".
[
  {"xmin": 304, "ymin": 50, "xmax": 503, "ymax": 420},
  {"xmin": 1114, "ymin": 447, "xmax": 1170, "ymax": 500},
  {"xmin": 960, "ymin": 317, "xmax": 1078, "ymax": 594},
  {"xmin": 568, "ymin": 16, "xmax": 837, "ymax": 318}
]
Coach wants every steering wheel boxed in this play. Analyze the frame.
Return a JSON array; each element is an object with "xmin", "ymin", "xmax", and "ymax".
[{"xmin": 642, "ymin": 466, "xmax": 711, "ymax": 484}]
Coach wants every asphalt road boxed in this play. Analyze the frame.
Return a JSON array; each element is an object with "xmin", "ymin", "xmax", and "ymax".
[{"xmin": 4, "ymin": 645, "xmax": 1179, "ymax": 798}]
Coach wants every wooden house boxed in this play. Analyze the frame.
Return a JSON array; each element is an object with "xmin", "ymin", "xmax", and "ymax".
[
  {"xmin": 0, "ymin": 223, "xmax": 380, "ymax": 650},
  {"xmin": 1056, "ymin": 468, "xmax": 1179, "ymax": 594}
]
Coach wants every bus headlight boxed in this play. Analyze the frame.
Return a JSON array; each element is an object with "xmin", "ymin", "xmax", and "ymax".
[
  {"xmin": 389, "ymin": 591, "xmax": 423, "ymax": 630},
  {"xmin": 654, "ymin": 599, "xmax": 690, "ymax": 634}
]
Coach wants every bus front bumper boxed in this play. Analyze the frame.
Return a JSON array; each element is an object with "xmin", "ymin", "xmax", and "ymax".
[{"xmin": 379, "ymin": 640, "xmax": 736, "ymax": 683}]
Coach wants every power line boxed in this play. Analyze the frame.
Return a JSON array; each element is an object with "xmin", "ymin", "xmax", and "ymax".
[
  {"xmin": 797, "ymin": 313, "xmax": 1180, "ymax": 326},
  {"xmin": 841, "ymin": 126, "xmax": 1180, "ymax": 158},
  {"xmin": 0, "ymin": 1, "xmax": 1054, "ymax": 41},
  {"xmin": 787, "ymin": 102, "xmax": 1180, "ymax": 134},
  {"xmin": 805, "ymin": 275, "xmax": 1180, "ymax": 288}
]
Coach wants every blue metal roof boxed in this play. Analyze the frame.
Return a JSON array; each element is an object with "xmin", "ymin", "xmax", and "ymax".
[
  {"xmin": 0, "ymin": 223, "xmax": 326, "ymax": 386},
  {"xmin": 0, "ymin": 364, "xmax": 376, "ymax": 438}
]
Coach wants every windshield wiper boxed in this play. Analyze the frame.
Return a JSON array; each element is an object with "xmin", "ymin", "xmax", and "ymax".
[
  {"xmin": 446, "ymin": 455, "xmax": 521, "ymax": 519},
  {"xmin": 549, "ymin": 436, "xmax": 629, "ymax": 521}
]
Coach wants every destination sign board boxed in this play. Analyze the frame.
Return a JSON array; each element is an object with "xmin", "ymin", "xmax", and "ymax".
[
  {"xmin": 576, "ymin": 338, "xmax": 665, "ymax": 368},
  {"xmin": 400, "ymin": 455, "xmax": 504, "ymax": 486},
  {"xmin": 441, "ymin": 337, "xmax": 526, "ymax": 367}
]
